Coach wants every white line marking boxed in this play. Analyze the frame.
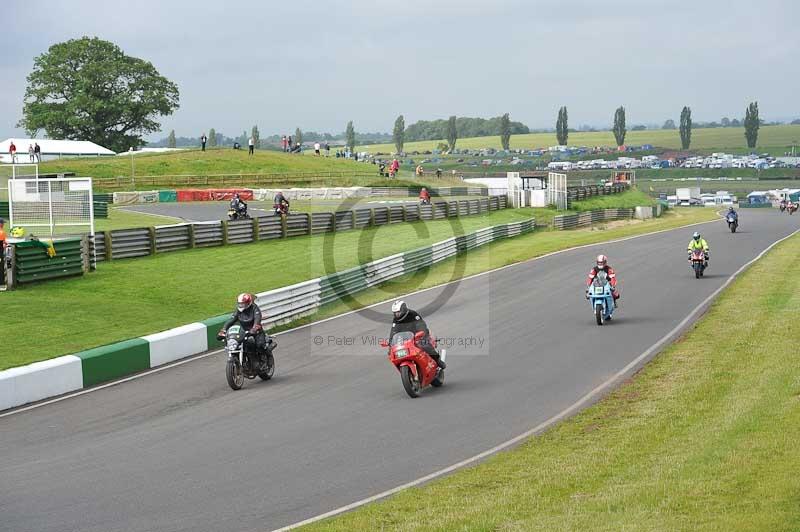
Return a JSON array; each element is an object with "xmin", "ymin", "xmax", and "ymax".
[
  {"xmin": 273, "ymin": 225, "xmax": 800, "ymax": 531},
  {"xmin": 0, "ymin": 212, "xmax": 721, "ymax": 419}
]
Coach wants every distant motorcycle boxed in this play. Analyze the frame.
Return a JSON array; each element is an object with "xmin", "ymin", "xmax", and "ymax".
[
  {"xmin": 689, "ymin": 249, "xmax": 707, "ymax": 279},
  {"xmin": 228, "ymin": 203, "xmax": 249, "ymax": 221},
  {"xmin": 380, "ymin": 330, "xmax": 446, "ymax": 398},
  {"xmin": 223, "ymin": 325, "xmax": 276, "ymax": 390},
  {"xmin": 587, "ymin": 270, "xmax": 615, "ymax": 325},
  {"xmin": 273, "ymin": 200, "xmax": 290, "ymax": 216},
  {"xmin": 726, "ymin": 213, "xmax": 738, "ymax": 233},
  {"xmin": 789, "ymin": 203, "xmax": 798, "ymax": 215}
]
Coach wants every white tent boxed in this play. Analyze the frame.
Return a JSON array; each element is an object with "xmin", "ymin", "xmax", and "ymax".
[{"xmin": 0, "ymin": 138, "xmax": 115, "ymax": 163}]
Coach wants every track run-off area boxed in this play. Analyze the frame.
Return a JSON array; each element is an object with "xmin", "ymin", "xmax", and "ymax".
[{"xmin": 0, "ymin": 209, "xmax": 795, "ymax": 532}]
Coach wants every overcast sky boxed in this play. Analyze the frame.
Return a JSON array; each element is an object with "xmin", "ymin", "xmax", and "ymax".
[{"xmin": 2, "ymin": 0, "xmax": 797, "ymax": 142}]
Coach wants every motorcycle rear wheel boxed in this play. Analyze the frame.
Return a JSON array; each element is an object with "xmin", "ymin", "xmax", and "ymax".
[
  {"xmin": 400, "ymin": 365, "xmax": 421, "ymax": 398},
  {"xmin": 258, "ymin": 354, "xmax": 275, "ymax": 381},
  {"xmin": 226, "ymin": 358, "xmax": 244, "ymax": 390},
  {"xmin": 595, "ymin": 303, "xmax": 604, "ymax": 325}
]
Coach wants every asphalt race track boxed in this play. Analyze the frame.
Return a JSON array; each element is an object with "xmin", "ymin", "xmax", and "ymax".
[{"xmin": 1, "ymin": 210, "xmax": 795, "ymax": 532}]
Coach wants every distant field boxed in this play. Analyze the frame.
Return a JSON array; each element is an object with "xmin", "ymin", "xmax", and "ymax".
[{"xmin": 360, "ymin": 125, "xmax": 800, "ymax": 153}]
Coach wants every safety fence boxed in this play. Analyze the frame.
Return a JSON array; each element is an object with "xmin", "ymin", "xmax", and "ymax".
[
  {"xmin": 0, "ymin": 200, "xmax": 108, "ymax": 220},
  {"xmin": 92, "ymin": 196, "xmax": 508, "ymax": 262},
  {"xmin": 567, "ymin": 183, "xmax": 629, "ymax": 203},
  {"xmin": 6, "ymin": 237, "xmax": 93, "ymax": 287},
  {"xmin": 552, "ymin": 204, "xmax": 662, "ymax": 230},
  {"xmin": 0, "ymin": 216, "xmax": 536, "ymax": 411}
]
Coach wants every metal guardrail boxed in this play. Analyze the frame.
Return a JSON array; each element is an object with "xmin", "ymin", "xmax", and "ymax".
[
  {"xmin": 567, "ymin": 183, "xmax": 629, "ymax": 204},
  {"xmin": 250, "ymin": 217, "xmax": 536, "ymax": 329},
  {"xmin": 552, "ymin": 208, "xmax": 637, "ymax": 230},
  {"xmin": 91, "ymin": 196, "xmax": 508, "ymax": 263}
]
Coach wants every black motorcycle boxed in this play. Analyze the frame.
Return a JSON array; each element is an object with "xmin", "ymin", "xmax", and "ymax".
[{"xmin": 223, "ymin": 325, "xmax": 276, "ymax": 390}]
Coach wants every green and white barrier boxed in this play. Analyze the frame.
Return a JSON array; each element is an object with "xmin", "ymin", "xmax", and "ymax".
[{"xmin": 0, "ymin": 217, "xmax": 535, "ymax": 411}]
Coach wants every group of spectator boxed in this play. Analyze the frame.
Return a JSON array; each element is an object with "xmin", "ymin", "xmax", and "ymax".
[
  {"xmin": 280, "ymin": 135, "xmax": 303, "ymax": 153},
  {"xmin": 312, "ymin": 142, "xmax": 331, "ymax": 156},
  {"xmin": 201, "ymin": 133, "xmax": 256, "ymax": 155},
  {"xmin": 7, "ymin": 141, "xmax": 41, "ymax": 163}
]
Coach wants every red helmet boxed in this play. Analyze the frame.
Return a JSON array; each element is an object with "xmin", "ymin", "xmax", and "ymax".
[
  {"xmin": 237, "ymin": 293, "xmax": 253, "ymax": 312},
  {"xmin": 596, "ymin": 254, "xmax": 608, "ymax": 269}
]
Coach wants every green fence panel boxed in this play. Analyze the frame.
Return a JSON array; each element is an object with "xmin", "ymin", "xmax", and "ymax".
[
  {"xmin": 319, "ymin": 267, "xmax": 368, "ymax": 305},
  {"xmin": 76, "ymin": 338, "xmax": 150, "ymax": 387},
  {"xmin": 0, "ymin": 201, "xmax": 8, "ymax": 218},
  {"xmin": 202, "ymin": 314, "xmax": 230, "ymax": 349},
  {"xmin": 14, "ymin": 238, "xmax": 84, "ymax": 284},
  {"xmin": 159, "ymin": 190, "xmax": 177, "ymax": 202},
  {"xmin": 403, "ymin": 246, "xmax": 434, "ymax": 273},
  {"xmin": 93, "ymin": 201, "xmax": 108, "ymax": 218}
]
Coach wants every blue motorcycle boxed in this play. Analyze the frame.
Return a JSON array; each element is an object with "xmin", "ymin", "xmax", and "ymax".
[{"xmin": 587, "ymin": 271, "xmax": 615, "ymax": 325}]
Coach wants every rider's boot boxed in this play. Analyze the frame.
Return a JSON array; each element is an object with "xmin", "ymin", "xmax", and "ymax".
[{"xmin": 433, "ymin": 354, "xmax": 446, "ymax": 370}]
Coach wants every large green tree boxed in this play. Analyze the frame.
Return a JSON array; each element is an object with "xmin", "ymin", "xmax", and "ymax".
[
  {"xmin": 251, "ymin": 125, "xmax": 260, "ymax": 147},
  {"xmin": 345, "ymin": 121, "xmax": 356, "ymax": 152},
  {"xmin": 208, "ymin": 128, "xmax": 217, "ymax": 147},
  {"xmin": 446, "ymin": 115, "xmax": 457, "ymax": 151},
  {"xmin": 18, "ymin": 37, "xmax": 179, "ymax": 153},
  {"xmin": 612, "ymin": 106, "xmax": 626, "ymax": 146},
  {"xmin": 167, "ymin": 129, "xmax": 176, "ymax": 148},
  {"xmin": 499, "ymin": 113, "xmax": 511, "ymax": 150},
  {"xmin": 295, "ymin": 127, "xmax": 303, "ymax": 146},
  {"xmin": 393, "ymin": 115, "xmax": 405, "ymax": 154},
  {"xmin": 744, "ymin": 101, "xmax": 760, "ymax": 148},
  {"xmin": 679, "ymin": 106, "xmax": 692, "ymax": 149},
  {"xmin": 556, "ymin": 106, "xmax": 569, "ymax": 145}
]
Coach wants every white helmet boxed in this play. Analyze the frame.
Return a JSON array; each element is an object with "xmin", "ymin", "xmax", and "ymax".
[
  {"xmin": 596, "ymin": 254, "xmax": 608, "ymax": 269},
  {"xmin": 391, "ymin": 300, "xmax": 408, "ymax": 320}
]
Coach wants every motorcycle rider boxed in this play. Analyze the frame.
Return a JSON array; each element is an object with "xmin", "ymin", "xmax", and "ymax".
[
  {"xmin": 419, "ymin": 187, "xmax": 431, "ymax": 205},
  {"xmin": 687, "ymin": 231, "xmax": 710, "ymax": 265},
  {"xmin": 388, "ymin": 300, "xmax": 446, "ymax": 369},
  {"xmin": 726, "ymin": 206, "xmax": 738, "ymax": 223},
  {"xmin": 585, "ymin": 254, "xmax": 619, "ymax": 303},
  {"xmin": 274, "ymin": 191, "xmax": 290, "ymax": 215},
  {"xmin": 230, "ymin": 193, "xmax": 247, "ymax": 217},
  {"xmin": 217, "ymin": 293, "xmax": 271, "ymax": 370}
]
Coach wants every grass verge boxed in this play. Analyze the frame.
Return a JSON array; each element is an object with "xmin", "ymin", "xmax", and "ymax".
[{"xmin": 301, "ymin": 223, "xmax": 800, "ymax": 531}]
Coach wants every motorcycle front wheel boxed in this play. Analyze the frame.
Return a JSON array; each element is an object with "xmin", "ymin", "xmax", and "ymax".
[
  {"xmin": 694, "ymin": 264, "xmax": 701, "ymax": 279},
  {"xmin": 226, "ymin": 358, "xmax": 244, "ymax": 390},
  {"xmin": 400, "ymin": 365, "xmax": 421, "ymax": 398},
  {"xmin": 595, "ymin": 303, "xmax": 604, "ymax": 325}
]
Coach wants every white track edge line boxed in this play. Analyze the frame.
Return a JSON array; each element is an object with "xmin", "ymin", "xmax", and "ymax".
[
  {"xmin": 0, "ymin": 213, "xmax": 721, "ymax": 419},
  {"xmin": 273, "ymin": 226, "xmax": 799, "ymax": 531}
]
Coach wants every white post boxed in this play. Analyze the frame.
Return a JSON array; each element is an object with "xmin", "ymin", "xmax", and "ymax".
[{"xmin": 47, "ymin": 181, "xmax": 54, "ymax": 238}]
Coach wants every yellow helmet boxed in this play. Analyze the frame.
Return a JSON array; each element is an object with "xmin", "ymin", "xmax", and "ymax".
[{"xmin": 10, "ymin": 226, "xmax": 25, "ymax": 238}]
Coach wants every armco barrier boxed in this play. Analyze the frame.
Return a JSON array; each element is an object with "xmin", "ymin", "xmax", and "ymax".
[
  {"xmin": 0, "ymin": 217, "xmax": 535, "ymax": 411},
  {"xmin": 552, "ymin": 207, "xmax": 645, "ymax": 230},
  {"xmin": 92, "ymin": 197, "xmax": 506, "ymax": 263},
  {"xmin": 13, "ymin": 237, "xmax": 87, "ymax": 285}
]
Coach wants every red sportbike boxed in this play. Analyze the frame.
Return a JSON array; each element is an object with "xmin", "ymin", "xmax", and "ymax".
[{"xmin": 380, "ymin": 330, "xmax": 446, "ymax": 398}]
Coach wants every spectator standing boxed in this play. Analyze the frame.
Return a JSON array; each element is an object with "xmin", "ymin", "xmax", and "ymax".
[
  {"xmin": 34, "ymin": 142, "xmax": 41, "ymax": 163},
  {"xmin": 287, "ymin": 136, "xmax": 293, "ymax": 152},
  {"xmin": 415, "ymin": 164, "xmax": 424, "ymax": 177},
  {"xmin": 314, "ymin": 142, "xmax": 321, "ymax": 156},
  {"xmin": 28, "ymin": 144, "xmax": 35, "ymax": 162},
  {"xmin": 324, "ymin": 142, "xmax": 330, "ymax": 156},
  {"xmin": 9, "ymin": 140, "xmax": 17, "ymax": 163},
  {"xmin": 390, "ymin": 158, "xmax": 400, "ymax": 178},
  {"xmin": 281, "ymin": 135, "xmax": 287, "ymax": 152},
  {"xmin": 248, "ymin": 136, "xmax": 255, "ymax": 156},
  {"xmin": 200, "ymin": 133, "xmax": 208, "ymax": 151},
  {"xmin": 436, "ymin": 167, "xmax": 442, "ymax": 179}
]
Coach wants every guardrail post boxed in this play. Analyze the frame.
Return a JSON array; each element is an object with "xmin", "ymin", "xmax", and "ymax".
[
  {"xmin": 221, "ymin": 220, "xmax": 229, "ymax": 246},
  {"xmin": 252, "ymin": 217, "xmax": 259, "ymax": 241},
  {"xmin": 305, "ymin": 212, "xmax": 312, "ymax": 235},
  {"xmin": 148, "ymin": 227, "xmax": 157, "ymax": 255},
  {"xmin": 402, "ymin": 206, "xmax": 408, "ymax": 222},
  {"xmin": 281, "ymin": 214, "xmax": 288, "ymax": 238},
  {"xmin": 188, "ymin": 223, "xmax": 196, "ymax": 248},
  {"xmin": 351, "ymin": 209, "xmax": 357, "ymax": 230},
  {"xmin": 444, "ymin": 201, "xmax": 450, "ymax": 217},
  {"xmin": 369, "ymin": 208, "xmax": 375, "ymax": 227},
  {"xmin": 104, "ymin": 231, "xmax": 113, "ymax": 261}
]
